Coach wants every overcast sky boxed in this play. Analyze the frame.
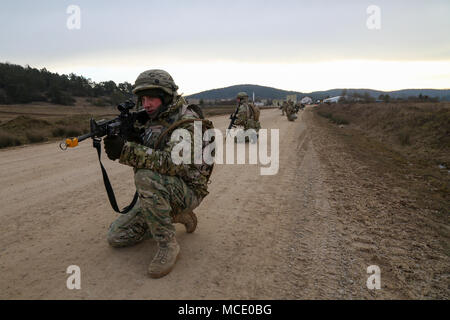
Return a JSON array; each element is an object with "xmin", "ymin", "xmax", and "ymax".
[{"xmin": 1, "ymin": 0, "xmax": 449, "ymax": 94}]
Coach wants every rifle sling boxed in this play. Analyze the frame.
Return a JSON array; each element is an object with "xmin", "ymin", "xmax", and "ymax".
[
  {"xmin": 92, "ymin": 118, "xmax": 212, "ymax": 214},
  {"xmin": 93, "ymin": 138, "xmax": 138, "ymax": 215}
]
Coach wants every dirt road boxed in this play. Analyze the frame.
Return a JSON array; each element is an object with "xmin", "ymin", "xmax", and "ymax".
[{"xmin": 0, "ymin": 108, "xmax": 448, "ymax": 299}]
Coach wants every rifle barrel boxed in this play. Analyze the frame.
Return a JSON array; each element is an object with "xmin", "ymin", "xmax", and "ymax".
[
  {"xmin": 77, "ymin": 132, "xmax": 95, "ymax": 143},
  {"xmin": 227, "ymin": 103, "xmax": 241, "ymax": 130}
]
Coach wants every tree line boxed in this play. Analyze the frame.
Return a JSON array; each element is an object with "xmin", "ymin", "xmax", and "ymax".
[{"xmin": 0, "ymin": 62, "xmax": 133, "ymax": 106}]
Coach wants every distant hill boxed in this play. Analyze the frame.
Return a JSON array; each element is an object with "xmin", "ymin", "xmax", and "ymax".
[
  {"xmin": 187, "ymin": 84, "xmax": 301, "ymax": 100},
  {"xmin": 2, "ymin": 62, "xmax": 449, "ymax": 105},
  {"xmin": 187, "ymin": 85, "xmax": 450, "ymax": 101}
]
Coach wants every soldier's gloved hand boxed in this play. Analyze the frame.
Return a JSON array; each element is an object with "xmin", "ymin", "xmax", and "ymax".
[
  {"xmin": 104, "ymin": 135, "xmax": 125, "ymax": 161},
  {"xmin": 127, "ymin": 129, "xmax": 143, "ymax": 144}
]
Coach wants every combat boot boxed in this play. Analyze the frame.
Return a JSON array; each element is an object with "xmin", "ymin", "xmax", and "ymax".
[
  {"xmin": 172, "ymin": 211, "xmax": 198, "ymax": 233},
  {"xmin": 148, "ymin": 238, "xmax": 180, "ymax": 278}
]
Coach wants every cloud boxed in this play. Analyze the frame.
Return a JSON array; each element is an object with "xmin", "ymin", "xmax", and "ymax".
[{"xmin": 1, "ymin": 0, "xmax": 449, "ymax": 92}]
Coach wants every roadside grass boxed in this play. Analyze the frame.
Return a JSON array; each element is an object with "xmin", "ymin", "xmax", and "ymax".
[
  {"xmin": 0, "ymin": 114, "xmax": 92, "ymax": 148},
  {"xmin": 315, "ymin": 102, "xmax": 450, "ymax": 167},
  {"xmin": 201, "ymin": 105, "xmax": 277, "ymax": 117},
  {"xmin": 201, "ymin": 105, "xmax": 236, "ymax": 117},
  {"xmin": 314, "ymin": 101, "xmax": 450, "ymax": 216},
  {"xmin": 25, "ymin": 130, "xmax": 47, "ymax": 143},
  {"xmin": 0, "ymin": 130, "xmax": 22, "ymax": 147},
  {"xmin": 317, "ymin": 110, "xmax": 350, "ymax": 125}
]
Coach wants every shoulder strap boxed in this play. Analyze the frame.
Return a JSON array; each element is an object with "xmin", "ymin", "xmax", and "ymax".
[
  {"xmin": 187, "ymin": 104, "xmax": 205, "ymax": 119},
  {"xmin": 248, "ymin": 103, "xmax": 260, "ymax": 121}
]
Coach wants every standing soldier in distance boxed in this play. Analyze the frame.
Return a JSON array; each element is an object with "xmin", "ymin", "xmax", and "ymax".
[{"xmin": 104, "ymin": 69, "xmax": 214, "ymax": 278}]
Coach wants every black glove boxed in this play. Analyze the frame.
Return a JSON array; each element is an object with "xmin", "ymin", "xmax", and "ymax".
[
  {"xmin": 104, "ymin": 135, "xmax": 125, "ymax": 161},
  {"xmin": 127, "ymin": 128, "xmax": 144, "ymax": 144}
]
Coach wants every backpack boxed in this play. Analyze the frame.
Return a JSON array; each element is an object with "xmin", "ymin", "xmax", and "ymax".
[
  {"xmin": 248, "ymin": 103, "xmax": 260, "ymax": 121},
  {"xmin": 154, "ymin": 104, "xmax": 215, "ymax": 182}
]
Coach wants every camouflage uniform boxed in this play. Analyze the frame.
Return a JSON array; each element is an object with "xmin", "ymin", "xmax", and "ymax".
[
  {"xmin": 285, "ymin": 100, "xmax": 297, "ymax": 121},
  {"xmin": 281, "ymin": 101, "xmax": 288, "ymax": 116},
  {"xmin": 234, "ymin": 92, "xmax": 261, "ymax": 132},
  {"xmin": 107, "ymin": 70, "xmax": 213, "ymax": 249}
]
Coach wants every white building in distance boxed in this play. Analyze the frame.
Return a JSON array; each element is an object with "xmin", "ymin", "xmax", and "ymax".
[
  {"xmin": 300, "ymin": 96, "xmax": 313, "ymax": 104},
  {"xmin": 323, "ymin": 96, "xmax": 342, "ymax": 104}
]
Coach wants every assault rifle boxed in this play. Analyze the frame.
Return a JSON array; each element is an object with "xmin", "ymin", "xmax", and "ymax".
[
  {"xmin": 227, "ymin": 101, "xmax": 241, "ymax": 131},
  {"xmin": 60, "ymin": 99, "xmax": 149, "ymax": 214},
  {"xmin": 60, "ymin": 99, "xmax": 147, "ymax": 150}
]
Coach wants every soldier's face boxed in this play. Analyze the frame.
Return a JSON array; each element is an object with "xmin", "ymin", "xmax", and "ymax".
[{"xmin": 141, "ymin": 96, "xmax": 162, "ymax": 114}]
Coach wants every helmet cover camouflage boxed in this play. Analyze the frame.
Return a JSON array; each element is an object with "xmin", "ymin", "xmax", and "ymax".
[
  {"xmin": 237, "ymin": 92, "xmax": 249, "ymax": 99},
  {"xmin": 132, "ymin": 69, "xmax": 179, "ymax": 97}
]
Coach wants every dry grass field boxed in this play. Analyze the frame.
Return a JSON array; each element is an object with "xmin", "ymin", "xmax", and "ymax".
[
  {"xmin": 0, "ymin": 101, "xmax": 119, "ymax": 148},
  {"xmin": 0, "ymin": 102, "xmax": 276, "ymax": 148}
]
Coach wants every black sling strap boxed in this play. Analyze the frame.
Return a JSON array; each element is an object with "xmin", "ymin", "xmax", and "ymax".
[{"xmin": 93, "ymin": 138, "xmax": 138, "ymax": 214}]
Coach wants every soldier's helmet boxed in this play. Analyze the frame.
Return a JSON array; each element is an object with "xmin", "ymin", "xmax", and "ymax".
[
  {"xmin": 132, "ymin": 69, "xmax": 179, "ymax": 103},
  {"xmin": 237, "ymin": 92, "xmax": 249, "ymax": 99}
]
